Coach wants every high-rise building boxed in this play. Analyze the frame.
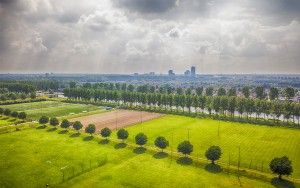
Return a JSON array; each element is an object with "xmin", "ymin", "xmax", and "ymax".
[
  {"xmin": 191, "ymin": 66, "xmax": 196, "ymax": 77},
  {"xmin": 168, "ymin": 70, "xmax": 175, "ymax": 76},
  {"xmin": 184, "ymin": 70, "xmax": 190, "ymax": 76}
]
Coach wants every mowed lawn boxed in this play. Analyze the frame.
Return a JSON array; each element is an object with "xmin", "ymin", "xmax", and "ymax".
[
  {"xmin": 124, "ymin": 115, "xmax": 300, "ymax": 179},
  {"xmin": 0, "ymin": 101, "xmax": 102, "ymax": 120},
  {"xmin": 0, "ymin": 116, "xmax": 24, "ymax": 126},
  {"xmin": 0, "ymin": 128, "xmax": 275, "ymax": 188}
]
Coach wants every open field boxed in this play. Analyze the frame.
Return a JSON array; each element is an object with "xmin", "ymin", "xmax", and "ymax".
[
  {"xmin": 69, "ymin": 110, "xmax": 162, "ymax": 131},
  {"xmin": 124, "ymin": 115, "xmax": 300, "ymax": 179},
  {"xmin": 0, "ymin": 127, "xmax": 281, "ymax": 188},
  {"xmin": 0, "ymin": 101, "xmax": 103, "ymax": 120}
]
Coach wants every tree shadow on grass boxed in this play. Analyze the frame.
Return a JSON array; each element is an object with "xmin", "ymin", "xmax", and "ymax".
[
  {"xmin": 205, "ymin": 163, "xmax": 222, "ymax": 174},
  {"xmin": 59, "ymin": 130, "xmax": 68, "ymax": 134},
  {"xmin": 271, "ymin": 177, "xmax": 295, "ymax": 188},
  {"xmin": 47, "ymin": 127, "xmax": 57, "ymax": 132},
  {"xmin": 153, "ymin": 152, "xmax": 168, "ymax": 159},
  {"xmin": 114, "ymin": 143, "xmax": 127, "ymax": 149},
  {"xmin": 133, "ymin": 147, "xmax": 146, "ymax": 154},
  {"xmin": 83, "ymin": 136, "xmax": 94, "ymax": 141},
  {"xmin": 176, "ymin": 157, "xmax": 193, "ymax": 165},
  {"xmin": 36, "ymin": 125, "xmax": 46, "ymax": 129},
  {"xmin": 99, "ymin": 139, "xmax": 110, "ymax": 145},
  {"xmin": 70, "ymin": 132, "xmax": 80, "ymax": 137}
]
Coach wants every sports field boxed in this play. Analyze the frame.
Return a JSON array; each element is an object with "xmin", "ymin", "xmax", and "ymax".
[
  {"xmin": 69, "ymin": 110, "xmax": 162, "ymax": 131},
  {"xmin": 124, "ymin": 115, "xmax": 300, "ymax": 179},
  {"xmin": 0, "ymin": 127, "xmax": 278, "ymax": 188},
  {"xmin": 0, "ymin": 101, "xmax": 103, "ymax": 120}
]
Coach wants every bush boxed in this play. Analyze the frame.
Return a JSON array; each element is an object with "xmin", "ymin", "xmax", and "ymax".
[
  {"xmin": 135, "ymin": 133, "xmax": 148, "ymax": 146},
  {"xmin": 177, "ymin": 141, "xmax": 193, "ymax": 156},
  {"xmin": 270, "ymin": 156, "xmax": 293, "ymax": 179},
  {"xmin": 205, "ymin": 146, "xmax": 222, "ymax": 164},
  {"xmin": 50, "ymin": 117, "xmax": 59, "ymax": 126},
  {"xmin": 39, "ymin": 116, "xmax": 49, "ymax": 125},
  {"xmin": 154, "ymin": 136, "xmax": 169, "ymax": 152},
  {"xmin": 117, "ymin": 128, "xmax": 129, "ymax": 142},
  {"xmin": 0, "ymin": 108, "xmax": 3, "ymax": 114},
  {"xmin": 73, "ymin": 121, "xmax": 83, "ymax": 132},
  {"xmin": 11, "ymin": 111, "xmax": 19, "ymax": 118},
  {"xmin": 3, "ymin": 109, "xmax": 11, "ymax": 116},
  {"xmin": 85, "ymin": 124, "xmax": 96, "ymax": 135},
  {"xmin": 60, "ymin": 119, "xmax": 70, "ymax": 129},
  {"xmin": 100, "ymin": 127, "xmax": 111, "ymax": 139},
  {"xmin": 18, "ymin": 112, "xmax": 27, "ymax": 119}
]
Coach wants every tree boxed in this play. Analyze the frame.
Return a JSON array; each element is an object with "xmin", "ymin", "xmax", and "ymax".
[
  {"xmin": 117, "ymin": 128, "xmax": 129, "ymax": 142},
  {"xmin": 205, "ymin": 87, "xmax": 214, "ymax": 96},
  {"xmin": 39, "ymin": 116, "xmax": 49, "ymax": 126},
  {"xmin": 270, "ymin": 156, "xmax": 293, "ymax": 180},
  {"xmin": 228, "ymin": 88, "xmax": 237, "ymax": 96},
  {"xmin": 242, "ymin": 87, "xmax": 250, "ymax": 98},
  {"xmin": 154, "ymin": 136, "xmax": 169, "ymax": 152},
  {"xmin": 269, "ymin": 87, "xmax": 279, "ymax": 100},
  {"xmin": 100, "ymin": 127, "xmax": 112, "ymax": 139},
  {"xmin": 0, "ymin": 108, "xmax": 3, "ymax": 114},
  {"xmin": 284, "ymin": 87, "xmax": 295, "ymax": 100},
  {"xmin": 195, "ymin": 87, "xmax": 203, "ymax": 96},
  {"xmin": 85, "ymin": 124, "xmax": 96, "ymax": 136},
  {"xmin": 135, "ymin": 133, "xmax": 148, "ymax": 147},
  {"xmin": 11, "ymin": 111, "xmax": 19, "ymax": 118},
  {"xmin": 73, "ymin": 121, "xmax": 83, "ymax": 133},
  {"xmin": 205, "ymin": 146, "xmax": 222, "ymax": 164},
  {"xmin": 69, "ymin": 81, "xmax": 76, "ymax": 88},
  {"xmin": 3, "ymin": 109, "xmax": 11, "ymax": 116},
  {"xmin": 60, "ymin": 119, "xmax": 70, "ymax": 129},
  {"xmin": 30, "ymin": 92, "xmax": 36, "ymax": 99},
  {"xmin": 49, "ymin": 117, "xmax": 59, "ymax": 127},
  {"xmin": 18, "ymin": 112, "xmax": 27, "ymax": 119},
  {"xmin": 217, "ymin": 88, "xmax": 226, "ymax": 96},
  {"xmin": 255, "ymin": 86, "xmax": 265, "ymax": 99},
  {"xmin": 177, "ymin": 141, "xmax": 193, "ymax": 156}
]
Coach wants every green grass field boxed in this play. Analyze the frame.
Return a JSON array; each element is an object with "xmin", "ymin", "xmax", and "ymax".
[
  {"xmin": 0, "ymin": 127, "xmax": 280, "ymax": 188},
  {"xmin": 0, "ymin": 101, "xmax": 103, "ymax": 120},
  {"xmin": 0, "ymin": 116, "xmax": 24, "ymax": 126},
  {"xmin": 124, "ymin": 115, "xmax": 300, "ymax": 179}
]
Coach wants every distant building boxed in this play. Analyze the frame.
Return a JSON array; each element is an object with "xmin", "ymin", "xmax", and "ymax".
[
  {"xmin": 184, "ymin": 70, "xmax": 190, "ymax": 76},
  {"xmin": 191, "ymin": 66, "xmax": 196, "ymax": 77},
  {"xmin": 149, "ymin": 72, "xmax": 155, "ymax": 75},
  {"xmin": 134, "ymin": 73, "xmax": 139, "ymax": 76},
  {"xmin": 168, "ymin": 70, "xmax": 175, "ymax": 76}
]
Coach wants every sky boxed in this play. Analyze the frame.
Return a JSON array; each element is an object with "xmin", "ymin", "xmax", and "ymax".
[{"xmin": 0, "ymin": 0, "xmax": 300, "ymax": 74}]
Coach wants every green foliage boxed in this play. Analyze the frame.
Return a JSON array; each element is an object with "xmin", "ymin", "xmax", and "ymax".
[
  {"xmin": 11, "ymin": 111, "xmax": 19, "ymax": 118},
  {"xmin": 284, "ymin": 87, "xmax": 295, "ymax": 99},
  {"xmin": 135, "ymin": 133, "xmax": 148, "ymax": 146},
  {"xmin": 39, "ymin": 116, "xmax": 49, "ymax": 125},
  {"xmin": 18, "ymin": 112, "xmax": 27, "ymax": 119},
  {"xmin": 100, "ymin": 127, "xmax": 111, "ymax": 138},
  {"xmin": 60, "ymin": 119, "xmax": 70, "ymax": 129},
  {"xmin": 73, "ymin": 121, "xmax": 83, "ymax": 132},
  {"xmin": 177, "ymin": 141, "xmax": 193, "ymax": 156},
  {"xmin": 85, "ymin": 124, "xmax": 96, "ymax": 135},
  {"xmin": 270, "ymin": 156, "xmax": 293, "ymax": 179},
  {"xmin": 117, "ymin": 128, "xmax": 129, "ymax": 141},
  {"xmin": 205, "ymin": 146, "xmax": 222, "ymax": 164},
  {"xmin": 49, "ymin": 117, "xmax": 59, "ymax": 126},
  {"xmin": 154, "ymin": 136, "xmax": 169, "ymax": 151},
  {"xmin": 3, "ymin": 109, "xmax": 11, "ymax": 116},
  {"xmin": 0, "ymin": 108, "xmax": 3, "ymax": 114}
]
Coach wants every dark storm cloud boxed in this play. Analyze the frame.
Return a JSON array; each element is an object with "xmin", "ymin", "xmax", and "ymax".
[{"xmin": 113, "ymin": 0, "xmax": 177, "ymax": 13}]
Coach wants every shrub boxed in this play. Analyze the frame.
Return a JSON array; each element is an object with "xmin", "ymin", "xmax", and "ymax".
[
  {"xmin": 117, "ymin": 128, "xmax": 128, "ymax": 142},
  {"xmin": 270, "ymin": 156, "xmax": 293, "ymax": 179},
  {"xmin": 135, "ymin": 133, "xmax": 148, "ymax": 147},
  {"xmin": 18, "ymin": 112, "xmax": 27, "ymax": 119},
  {"xmin": 154, "ymin": 136, "xmax": 169, "ymax": 152},
  {"xmin": 73, "ymin": 121, "xmax": 83, "ymax": 133},
  {"xmin": 85, "ymin": 124, "xmax": 96, "ymax": 136},
  {"xmin": 49, "ymin": 117, "xmax": 59, "ymax": 127},
  {"xmin": 11, "ymin": 111, "xmax": 19, "ymax": 118},
  {"xmin": 0, "ymin": 108, "xmax": 3, "ymax": 114},
  {"xmin": 39, "ymin": 116, "xmax": 49, "ymax": 125},
  {"xmin": 205, "ymin": 146, "xmax": 222, "ymax": 164},
  {"xmin": 3, "ymin": 109, "xmax": 11, "ymax": 116},
  {"xmin": 60, "ymin": 119, "xmax": 70, "ymax": 129},
  {"xmin": 177, "ymin": 141, "xmax": 193, "ymax": 156},
  {"xmin": 100, "ymin": 127, "xmax": 111, "ymax": 139}
]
